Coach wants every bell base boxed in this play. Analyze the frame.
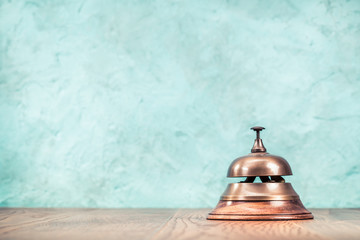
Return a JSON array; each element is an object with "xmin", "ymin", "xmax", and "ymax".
[
  {"xmin": 207, "ymin": 213, "xmax": 313, "ymax": 221},
  {"xmin": 208, "ymin": 200, "xmax": 313, "ymax": 221}
]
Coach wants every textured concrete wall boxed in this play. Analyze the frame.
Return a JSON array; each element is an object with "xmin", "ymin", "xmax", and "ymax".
[{"xmin": 0, "ymin": 0, "xmax": 359, "ymax": 208}]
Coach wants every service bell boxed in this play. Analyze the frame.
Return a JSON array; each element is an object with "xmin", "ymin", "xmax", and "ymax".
[{"xmin": 207, "ymin": 126, "xmax": 313, "ymax": 220}]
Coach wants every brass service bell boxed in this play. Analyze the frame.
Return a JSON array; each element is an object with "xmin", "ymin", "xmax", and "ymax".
[{"xmin": 207, "ymin": 127, "xmax": 313, "ymax": 220}]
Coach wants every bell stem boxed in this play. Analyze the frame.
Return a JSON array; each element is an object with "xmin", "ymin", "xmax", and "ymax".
[{"xmin": 250, "ymin": 126, "xmax": 267, "ymax": 153}]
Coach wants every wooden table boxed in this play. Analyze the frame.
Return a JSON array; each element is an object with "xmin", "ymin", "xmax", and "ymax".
[{"xmin": 0, "ymin": 208, "xmax": 359, "ymax": 240}]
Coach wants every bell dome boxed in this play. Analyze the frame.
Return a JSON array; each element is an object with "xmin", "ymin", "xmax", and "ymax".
[
  {"xmin": 227, "ymin": 126, "xmax": 292, "ymax": 177},
  {"xmin": 227, "ymin": 153, "xmax": 292, "ymax": 177}
]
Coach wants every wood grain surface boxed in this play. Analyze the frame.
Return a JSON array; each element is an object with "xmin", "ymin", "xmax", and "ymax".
[{"xmin": 0, "ymin": 208, "xmax": 359, "ymax": 240}]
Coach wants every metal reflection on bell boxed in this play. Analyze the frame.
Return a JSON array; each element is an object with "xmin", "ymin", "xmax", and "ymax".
[{"xmin": 207, "ymin": 126, "xmax": 313, "ymax": 221}]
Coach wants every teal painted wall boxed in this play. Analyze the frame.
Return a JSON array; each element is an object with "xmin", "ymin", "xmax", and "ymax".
[{"xmin": 0, "ymin": 0, "xmax": 360, "ymax": 208}]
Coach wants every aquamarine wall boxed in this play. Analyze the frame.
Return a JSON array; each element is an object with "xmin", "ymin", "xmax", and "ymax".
[{"xmin": 0, "ymin": 0, "xmax": 359, "ymax": 208}]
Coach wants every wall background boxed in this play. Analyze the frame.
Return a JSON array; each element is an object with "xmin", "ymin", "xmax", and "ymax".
[{"xmin": 0, "ymin": 0, "xmax": 360, "ymax": 208}]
